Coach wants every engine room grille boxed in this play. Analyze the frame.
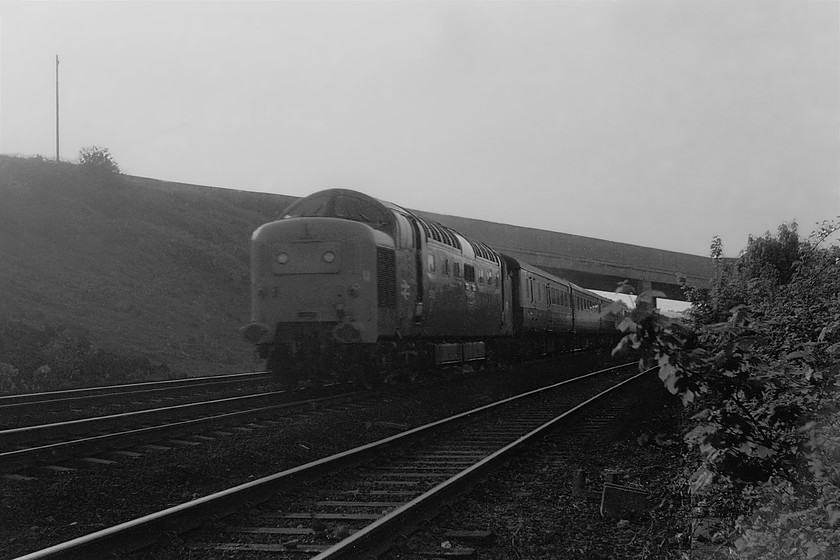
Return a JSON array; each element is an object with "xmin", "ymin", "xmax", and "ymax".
[{"xmin": 377, "ymin": 247, "xmax": 396, "ymax": 308}]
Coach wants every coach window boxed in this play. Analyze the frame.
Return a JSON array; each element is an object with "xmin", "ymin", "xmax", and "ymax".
[{"xmin": 427, "ymin": 254, "xmax": 435, "ymax": 273}]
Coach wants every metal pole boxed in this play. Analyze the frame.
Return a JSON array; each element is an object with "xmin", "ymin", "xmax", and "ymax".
[{"xmin": 55, "ymin": 55, "xmax": 60, "ymax": 161}]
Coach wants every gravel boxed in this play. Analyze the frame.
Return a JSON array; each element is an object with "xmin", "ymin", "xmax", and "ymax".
[
  {"xmin": 383, "ymin": 371, "xmax": 688, "ymax": 560},
  {"xmin": 1, "ymin": 352, "xmax": 687, "ymax": 559}
]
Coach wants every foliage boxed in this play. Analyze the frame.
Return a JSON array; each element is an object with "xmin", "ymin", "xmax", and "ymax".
[
  {"xmin": 607, "ymin": 218, "xmax": 840, "ymax": 558},
  {"xmin": 0, "ymin": 322, "xmax": 174, "ymax": 393},
  {"xmin": 686, "ymin": 223, "xmax": 801, "ymax": 325},
  {"xmin": 77, "ymin": 145, "xmax": 122, "ymax": 178}
]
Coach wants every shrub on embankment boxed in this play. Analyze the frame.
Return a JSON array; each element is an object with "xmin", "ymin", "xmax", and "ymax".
[
  {"xmin": 0, "ymin": 322, "xmax": 176, "ymax": 393},
  {"xmin": 611, "ymin": 220, "xmax": 840, "ymax": 559}
]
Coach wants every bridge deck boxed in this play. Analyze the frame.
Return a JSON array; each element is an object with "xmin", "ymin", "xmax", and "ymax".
[{"xmin": 415, "ymin": 210, "xmax": 713, "ymax": 301}]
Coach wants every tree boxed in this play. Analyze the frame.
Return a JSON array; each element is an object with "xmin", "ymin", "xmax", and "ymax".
[
  {"xmin": 77, "ymin": 146, "xmax": 121, "ymax": 176},
  {"xmin": 607, "ymin": 219, "xmax": 840, "ymax": 558}
]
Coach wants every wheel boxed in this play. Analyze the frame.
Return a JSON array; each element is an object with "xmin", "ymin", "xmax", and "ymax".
[{"xmin": 267, "ymin": 346, "xmax": 299, "ymax": 393}]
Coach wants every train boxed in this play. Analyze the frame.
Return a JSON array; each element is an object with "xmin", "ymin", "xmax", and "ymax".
[{"xmin": 241, "ymin": 188, "xmax": 619, "ymax": 389}]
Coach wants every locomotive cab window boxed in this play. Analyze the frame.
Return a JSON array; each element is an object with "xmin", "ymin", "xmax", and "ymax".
[
  {"xmin": 454, "ymin": 262, "xmax": 462, "ymax": 278},
  {"xmin": 427, "ymin": 254, "xmax": 436, "ymax": 273},
  {"xmin": 442, "ymin": 257, "xmax": 450, "ymax": 276},
  {"xmin": 282, "ymin": 191, "xmax": 394, "ymax": 235},
  {"xmin": 282, "ymin": 194, "xmax": 330, "ymax": 218},
  {"xmin": 478, "ymin": 270, "xmax": 484, "ymax": 285}
]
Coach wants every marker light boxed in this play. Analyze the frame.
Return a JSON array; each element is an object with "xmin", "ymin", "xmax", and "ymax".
[
  {"xmin": 323, "ymin": 251, "xmax": 336, "ymax": 263},
  {"xmin": 277, "ymin": 252, "xmax": 289, "ymax": 264}
]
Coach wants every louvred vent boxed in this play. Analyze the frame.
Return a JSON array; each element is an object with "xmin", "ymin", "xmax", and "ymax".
[{"xmin": 377, "ymin": 247, "xmax": 396, "ymax": 308}]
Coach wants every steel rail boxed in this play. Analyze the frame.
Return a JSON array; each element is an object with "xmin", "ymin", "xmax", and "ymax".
[
  {"xmin": 0, "ymin": 371, "xmax": 272, "ymax": 409},
  {"xmin": 0, "ymin": 391, "xmax": 366, "ymax": 473},
  {"xmin": 314, "ymin": 366, "xmax": 654, "ymax": 559},
  {"xmin": 0, "ymin": 387, "xmax": 299, "ymax": 448},
  {"xmin": 0, "ymin": 349, "xmax": 596, "ymax": 410},
  {"xmin": 11, "ymin": 362, "xmax": 638, "ymax": 560}
]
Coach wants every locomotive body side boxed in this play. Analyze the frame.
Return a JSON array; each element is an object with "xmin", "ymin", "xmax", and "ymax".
[{"xmin": 412, "ymin": 224, "xmax": 507, "ymax": 339}]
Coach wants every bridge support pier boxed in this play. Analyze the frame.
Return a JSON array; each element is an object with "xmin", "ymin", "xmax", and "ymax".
[{"xmin": 635, "ymin": 280, "xmax": 658, "ymax": 309}]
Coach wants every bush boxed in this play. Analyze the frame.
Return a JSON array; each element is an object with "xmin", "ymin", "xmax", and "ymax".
[
  {"xmin": 0, "ymin": 322, "xmax": 172, "ymax": 393},
  {"xmin": 608, "ymin": 218, "xmax": 840, "ymax": 558},
  {"xmin": 77, "ymin": 146, "xmax": 122, "ymax": 178}
]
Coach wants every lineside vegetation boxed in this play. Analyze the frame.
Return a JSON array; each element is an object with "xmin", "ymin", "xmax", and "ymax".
[{"xmin": 610, "ymin": 219, "xmax": 840, "ymax": 559}]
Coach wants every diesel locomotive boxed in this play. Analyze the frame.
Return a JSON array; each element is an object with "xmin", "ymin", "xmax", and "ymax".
[{"xmin": 242, "ymin": 189, "xmax": 617, "ymax": 389}]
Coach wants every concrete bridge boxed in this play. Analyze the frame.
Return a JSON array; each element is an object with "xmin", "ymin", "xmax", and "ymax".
[
  {"xmin": 129, "ymin": 176, "xmax": 714, "ymax": 302},
  {"xmin": 415, "ymin": 210, "xmax": 714, "ymax": 301}
]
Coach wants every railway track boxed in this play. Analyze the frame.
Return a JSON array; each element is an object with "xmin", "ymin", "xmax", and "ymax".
[
  {"xmin": 13, "ymin": 362, "xmax": 651, "ymax": 560},
  {"xmin": 0, "ymin": 371, "xmax": 277, "ymax": 427},
  {"xmin": 380, "ymin": 378, "xmax": 674, "ymax": 559},
  {"xmin": 1, "ymin": 352, "xmax": 602, "ymax": 475},
  {"xmin": 0, "ymin": 382, "xmax": 359, "ymax": 475}
]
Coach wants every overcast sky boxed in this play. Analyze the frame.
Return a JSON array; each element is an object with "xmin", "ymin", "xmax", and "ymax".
[{"xmin": 2, "ymin": 0, "xmax": 837, "ymax": 257}]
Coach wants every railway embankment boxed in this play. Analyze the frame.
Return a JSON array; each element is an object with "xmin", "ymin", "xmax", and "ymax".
[{"xmin": 0, "ymin": 154, "xmax": 292, "ymax": 386}]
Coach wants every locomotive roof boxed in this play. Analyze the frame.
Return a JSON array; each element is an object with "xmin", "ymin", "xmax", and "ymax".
[
  {"xmin": 282, "ymin": 188, "xmax": 397, "ymax": 235},
  {"xmin": 283, "ymin": 189, "xmax": 608, "ymax": 303},
  {"xmin": 283, "ymin": 189, "xmax": 501, "ymax": 264}
]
